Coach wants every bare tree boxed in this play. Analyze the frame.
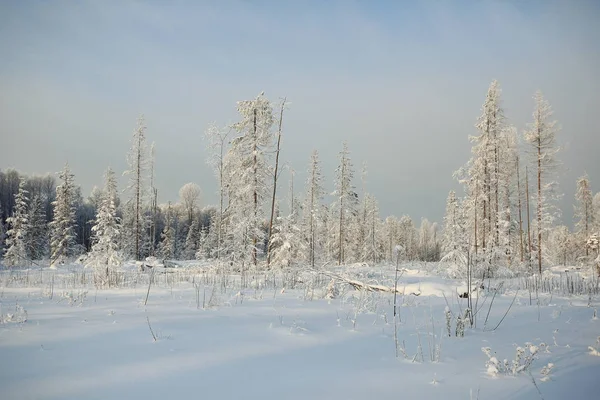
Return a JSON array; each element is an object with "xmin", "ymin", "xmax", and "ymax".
[
  {"xmin": 179, "ymin": 183, "xmax": 202, "ymax": 224},
  {"xmin": 524, "ymin": 91, "xmax": 561, "ymax": 274},
  {"xmin": 267, "ymin": 98, "xmax": 286, "ymax": 267}
]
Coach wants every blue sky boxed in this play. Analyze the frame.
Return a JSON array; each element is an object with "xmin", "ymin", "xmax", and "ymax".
[{"xmin": 1, "ymin": 0, "xmax": 599, "ymax": 224}]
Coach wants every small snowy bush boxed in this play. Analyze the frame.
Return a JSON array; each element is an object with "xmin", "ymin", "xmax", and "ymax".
[
  {"xmin": 482, "ymin": 343, "xmax": 544, "ymax": 377},
  {"xmin": 589, "ymin": 336, "xmax": 600, "ymax": 357}
]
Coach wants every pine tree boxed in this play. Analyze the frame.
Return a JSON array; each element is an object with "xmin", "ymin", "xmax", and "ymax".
[
  {"xmin": 574, "ymin": 174, "xmax": 593, "ymax": 257},
  {"xmin": 524, "ymin": 91, "xmax": 561, "ymax": 274},
  {"xmin": 26, "ymin": 195, "xmax": 48, "ymax": 260},
  {"xmin": 50, "ymin": 164, "xmax": 77, "ymax": 267},
  {"xmin": 86, "ymin": 168, "xmax": 122, "ymax": 286},
  {"xmin": 3, "ymin": 179, "xmax": 29, "ymax": 267}
]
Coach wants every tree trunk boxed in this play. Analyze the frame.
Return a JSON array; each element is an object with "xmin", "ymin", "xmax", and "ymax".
[
  {"xmin": 252, "ymin": 109, "xmax": 258, "ymax": 267},
  {"xmin": 537, "ymin": 133, "xmax": 542, "ymax": 274},
  {"xmin": 516, "ymin": 156, "xmax": 524, "ymax": 263},
  {"xmin": 267, "ymin": 99, "xmax": 285, "ymax": 268},
  {"xmin": 526, "ymin": 166, "xmax": 532, "ymax": 270}
]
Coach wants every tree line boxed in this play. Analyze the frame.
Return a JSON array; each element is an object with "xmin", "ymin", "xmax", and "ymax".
[
  {"xmin": 441, "ymin": 81, "xmax": 600, "ymax": 277},
  {"xmin": 0, "ymin": 95, "xmax": 441, "ymax": 280}
]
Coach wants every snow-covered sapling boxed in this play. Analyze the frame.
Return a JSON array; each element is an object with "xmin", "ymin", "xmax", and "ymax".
[{"xmin": 589, "ymin": 336, "xmax": 600, "ymax": 356}]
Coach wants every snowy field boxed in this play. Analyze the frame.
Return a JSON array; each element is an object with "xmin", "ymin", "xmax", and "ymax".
[{"xmin": 1, "ymin": 263, "xmax": 599, "ymax": 400}]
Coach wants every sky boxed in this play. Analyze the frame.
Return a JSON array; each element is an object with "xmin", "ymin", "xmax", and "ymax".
[{"xmin": 1, "ymin": 0, "xmax": 599, "ymax": 225}]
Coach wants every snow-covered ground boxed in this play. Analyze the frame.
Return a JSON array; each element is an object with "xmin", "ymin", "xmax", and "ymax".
[{"xmin": 1, "ymin": 263, "xmax": 599, "ymax": 400}]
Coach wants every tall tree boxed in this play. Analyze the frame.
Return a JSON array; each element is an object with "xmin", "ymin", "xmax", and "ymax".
[
  {"xmin": 267, "ymin": 98, "xmax": 286, "ymax": 267},
  {"xmin": 3, "ymin": 178, "xmax": 29, "ymax": 266},
  {"xmin": 456, "ymin": 80, "xmax": 505, "ymax": 268},
  {"xmin": 86, "ymin": 168, "xmax": 122, "ymax": 285},
  {"xmin": 204, "ymin": 124, "xmax": 231, "ymax": 260},
  {"xmin": 574, "ymin": 174, "xmax": 593, "ymax": 257},
  {"xmin": 333, "ymin": 142, "xmax": 356, "ymax": 265},
  {"xmin": 225, "ymin": 93, "xmax": 274, "ymax": 267},
  {"xmin": 124, "ymin": 115, "xmax": 149, "ymax": 261},
  {"xmin": 524, "ymin": 91, "xmax": 561, "ymax": 274},
  {"xmin": 302, "ymin": 150, "xmax": 326, "ymax": 268},
  {"xmin": 50, "ymin": 164, "xmax": 77, "ymax": 267}
]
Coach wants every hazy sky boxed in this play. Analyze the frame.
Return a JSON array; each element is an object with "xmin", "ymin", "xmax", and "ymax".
[{"xmin": 1, "ymin": 0, "xmax": 599, "ymax": 225}]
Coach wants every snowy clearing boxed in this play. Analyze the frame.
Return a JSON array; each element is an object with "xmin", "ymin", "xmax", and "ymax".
[{"xmin": 1, "ymin": 263, "xmax": 599, "ymax": 400}]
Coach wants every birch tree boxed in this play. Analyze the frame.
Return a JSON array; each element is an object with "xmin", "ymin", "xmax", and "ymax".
[{"xmin": 524, "ymin": 91, "xmax": 561, "ymax": 274}]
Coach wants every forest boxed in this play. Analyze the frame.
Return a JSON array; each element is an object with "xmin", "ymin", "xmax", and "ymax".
[{"xmin": 1, "ymin": 81, "xmax": 599, "ymax": 280}]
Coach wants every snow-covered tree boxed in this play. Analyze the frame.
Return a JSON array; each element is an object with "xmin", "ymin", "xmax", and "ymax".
[
  {"xmin": 441, "ymin": 190, "xmax": 468, "ymax": 266},
  {"xmin": 158, "ymin": 203, "xmax": 175, "ymax": 260},
  {"xmin": 301, "ymin": 150, "xmax": 326, "ymax": 268},
  {"xmin": 204, "ymin": 123, "xmax": 231, "ymax": 260},
  {"xmin": 524, "ymin": 91, "xmax": 561, "ymax": 273},
  {"xmin": 3, "ymin": 179, "xmax": 29, "ymax": 266},
  {"xmin": 50, "ymin": 164, "xmax": 78, "ymax": 267},
  {"xmin": 124, "ymin": 115, "xmax": 150, "ymax": 260},
  {"xmin": 455, "ymin": 80, "xmax": 505, "ymax": 267},
  {"xmin": 26, "ymin": 195, "xmax": 48, "ymax": 260},
  {"xmin": 269, "ymin": 210, "xmax": 303, "ymax": 269},
  {"xmin": 574, "ymin": 174, "xmax": 593, "ymax": 257},
  {"xmin": 332, "ymin": 142, "xmax": 357, "ymax": 265},
  {"xmin": 593, "ymin": 193, "xmax": 600, "ymax": 234},
  {"xmin": 184, "ymin": 216, "xmax": 200, "ymax": 259},
  {"xmin": 0, "ymin": 202, "xmax": 5, "ymax": 253},
  {"xmin": 179, "ymin": 183, "xmax": 202, "ymax": 224},
  {"xmin": 223, "ymin": 93, "xmax": 274, "ymax": 267},
  {"xmin": 86, "ymin": 168, "xmax": 122, "ymax": 286},
  {"xmin": 360, "ymin": 193, "xmax": 382, "ymax": 264}
]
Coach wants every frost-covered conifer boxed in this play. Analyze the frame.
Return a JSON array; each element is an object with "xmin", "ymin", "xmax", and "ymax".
[
  {"xmin": 158, "ymin": 203, "xmax": 175, "ymax": 260},
  {"xmin": 26, "ymin": 195, "xmax": 48, "ymax": 260},
  {"xmin": 4, "ymin": 179, "xmax": 29, "ymax": 266},
  {"xmin": 574, "ymin": 174, "xmax": 593, "ymax": 257},
  {"xmin": 50, "ymin": 164, "xmax": 77, "ymax": 267},
  {"xmin": 86, "ymin": 168, "xmax": 122, "ymax": 285},
  {"xmin": 223, "ymin": 93, "xmax": 274, "ymax": 267},
  {"xmin": 184, "ymin": 216, "xmax": 200, "ymax": 259}
]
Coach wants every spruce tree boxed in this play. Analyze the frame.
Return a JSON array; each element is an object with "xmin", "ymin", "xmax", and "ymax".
[
  {"xmin": 50, "ymin": 164, "xmax": 77, "ymax": 267},
  {"xmin": 4, "ymin": 179, "xmax": 29, "ymax": 267}
]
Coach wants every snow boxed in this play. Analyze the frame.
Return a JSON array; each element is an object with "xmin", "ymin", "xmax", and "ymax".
[{"xmin": 1, "ymin": 263, "xmax": 599, "ymax": 400}]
